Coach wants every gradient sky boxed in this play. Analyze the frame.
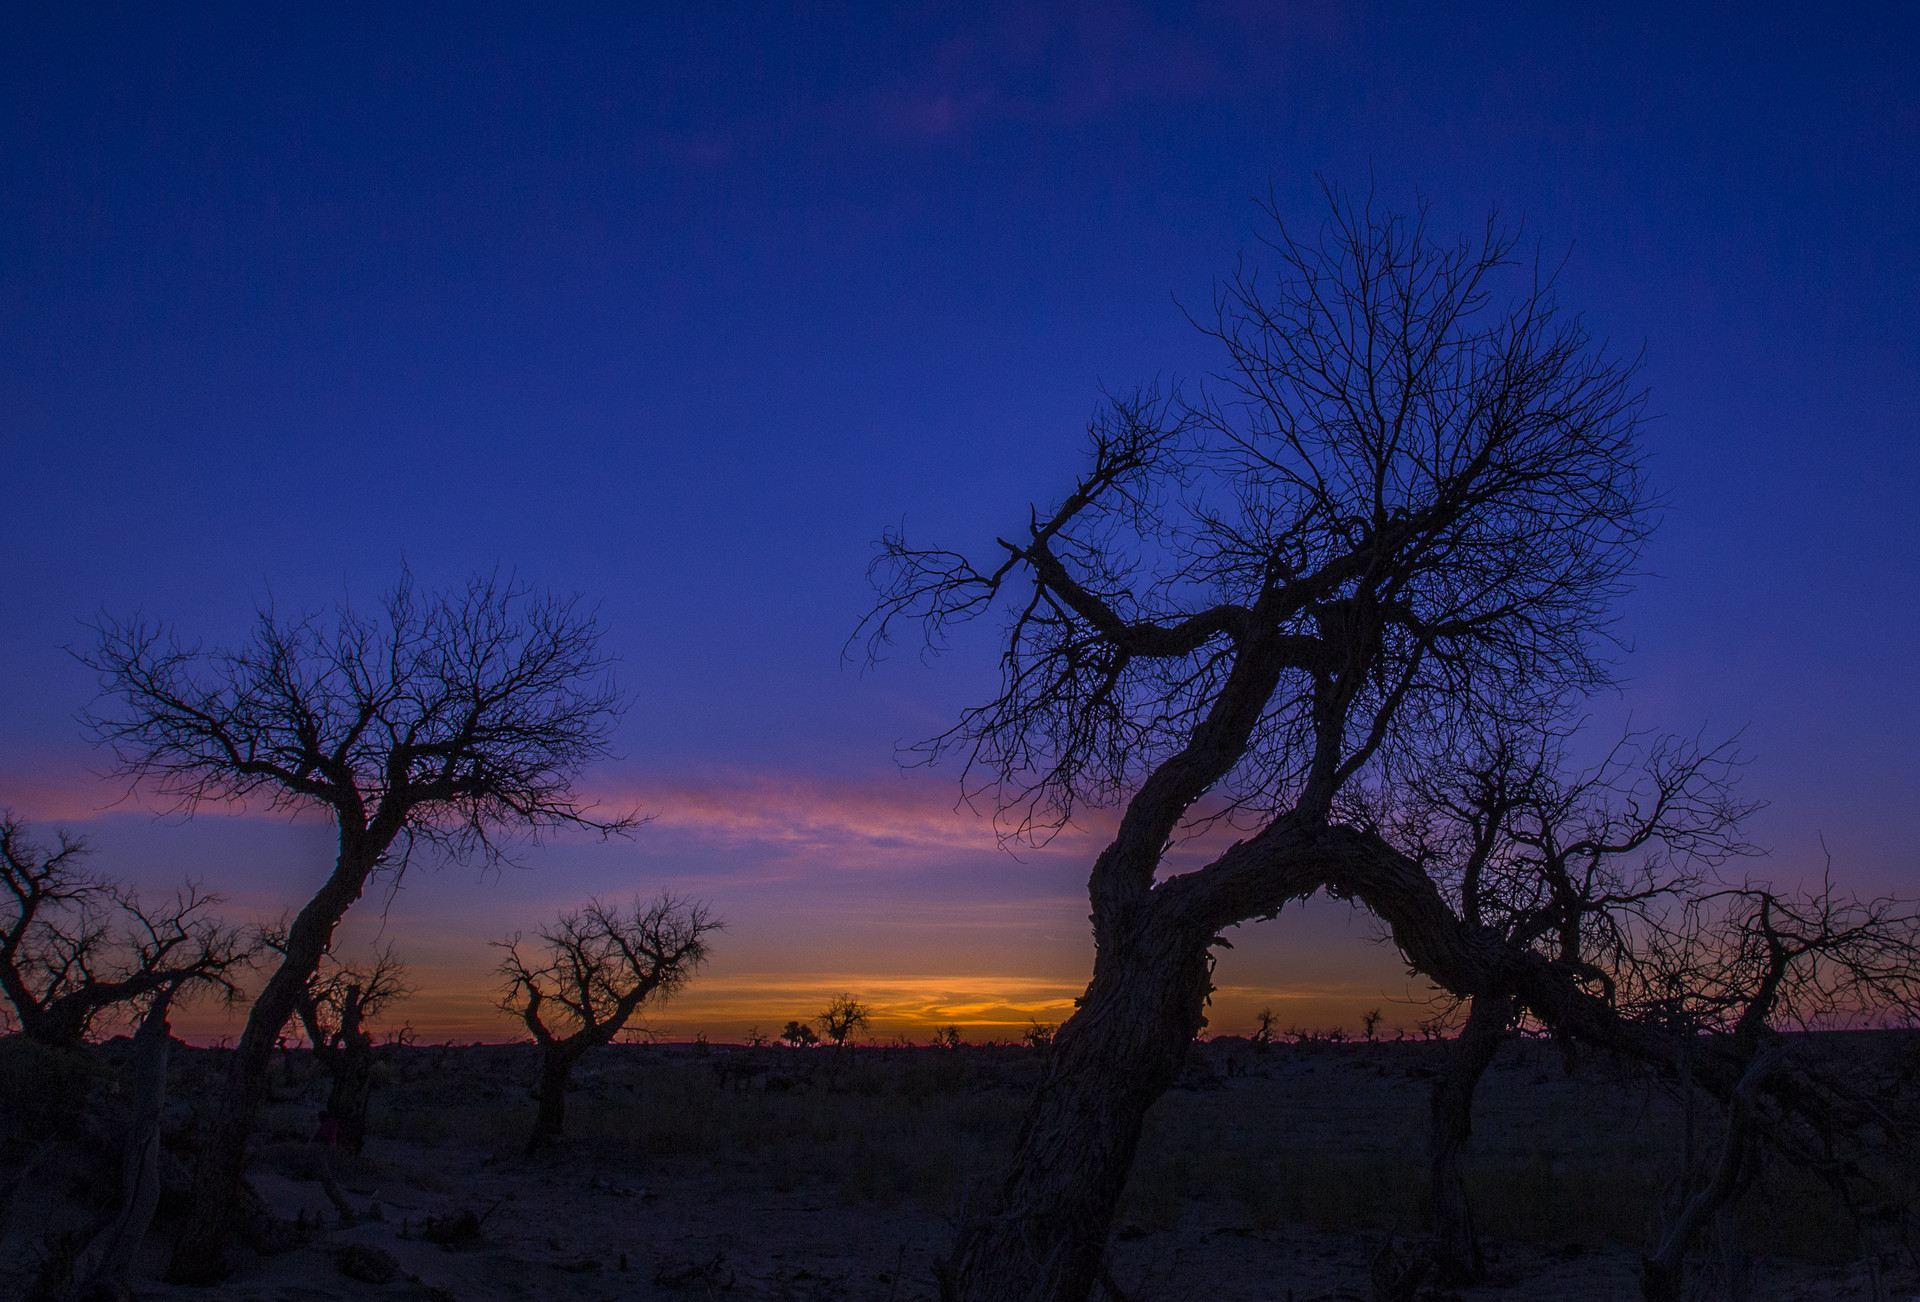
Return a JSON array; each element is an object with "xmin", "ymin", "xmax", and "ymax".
[{"xmin": 2, "ymin": 3, "xmax": 1915, "ymax": 1043}]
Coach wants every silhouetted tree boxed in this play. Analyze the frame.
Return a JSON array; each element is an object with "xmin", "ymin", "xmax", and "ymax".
[
  {"xmin": 291, "ymin": 945, "xmax": 410, "ymax": 1156},
  {"xmin": 1250, "ymin": 1008, "xmax": 1277, "ymax": 1050},
  {"xmin": 0, "ymin": 813, "xmax": 253, "ymax": 1048},
  {"xmin": 1399, "ymin": 724, "xmax": 1754, "ymax": 1281},
  {"xmin": 863, "ymin": 185, "xmax": 1655, "ymax": 1302},
  {"xmin": 780, "ymin": 1019, "xmax": 817, "ymax": 1048},
  {"xmin": 63, "ymin": 980, "xmax": 200, "ymax": 1299},
  {"xmin": 815, "ymin": 992, "xmax": 871, "ymax": 1049},
  {"xmin": 497, "ymin": 894, "xmax": 718, "ymax": 1153},
  {"xmin": 1627, "ymin": 873, "xmax": 1920, "ymax": 1302},
  {"xmin": 0, "ymin": 822, "xmax": 255, "ymax": 1302},
  {"xmin": 78, "ymin": 570, "xmax": 632, "ymax": 1283}
]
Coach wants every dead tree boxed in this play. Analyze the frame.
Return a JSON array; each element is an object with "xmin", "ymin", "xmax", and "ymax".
[
  {"xmin": 77, "ymin": 570, "xmax": 633, "ymax": 1284},
  {"xmin": 1399, "ymin": 724, "xmax": 1755, "ymax": 1281},
  {"xmin": 1625, "ymin": 874, "xmax": 1920, "ymax": 1301},
  {"xmin": 0, "ymin": 813, "xmax": 253, "ymax": 1048},
  {"xmin": 0, "ymin": 816, "xmax": 253, "ymax": 1301},
  {"xmin": 816, "ymin": 992, "xmax": 872, "ymax": 1049},
  {"xmin": 64, "ymin": 980, "xmax": 197, "ymax": 1300},
  {"xmin": 862, "ymin": 184, "xmax": 1653, "ymax": 1302},
  {"xmin": 291, "ymin": 946, "xmax": 410, "ymax": 1155},
  {"xmin": 497, "ymin": 894, "xmax": 718, "ymax": 1153}
]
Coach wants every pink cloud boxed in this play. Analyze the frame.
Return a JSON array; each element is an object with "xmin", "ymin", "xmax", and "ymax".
[
  {"xmin": 2, "ymin": 749, "xmax": 1268, "ymax": 886},
  {"xmin": 0, "ymin": 748, "xmax": 167, "ymax": 823},
  {"xmin": 582, "ymin": 766, "xmax": 1115, "ymax": 870}
]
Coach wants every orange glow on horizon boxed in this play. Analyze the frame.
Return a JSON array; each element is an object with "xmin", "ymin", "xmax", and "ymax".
[
  {"xmin": 160, "ymin": 969, "xmax": 1432, "ymax": 1047},
  {"xmin": 7, "ymin": 759, "xmax": 1430, "ymax": 1051}
]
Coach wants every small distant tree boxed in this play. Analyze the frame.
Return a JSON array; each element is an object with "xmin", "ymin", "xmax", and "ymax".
[
  {"xmin": 1023, "ymin": 1020, "xmax": 1057, "ymax": 1052},
  {"xmin": 496, "ymin": 893, "xmax": 718, "ymax": 1153},
  {"xmin": 815, "ymin": 993, "xmax": 871, "ymax": 1049},
  {"xmin": 1249, "ymin": 1008, "xmax": 1277, "ymax": 1050},
  {"xmin": 79, "ymin": 571, "xmax": 632, "ymax": 1282},
  {"xmin": 290, "ymin": 945, "xmax": 410, "ymax": 1155},
  {"xmin": 743, "ymin": 1025, "xmax": 769, "ymax": 1048},
  {"xmin": 933, "ymin": 1024, "xmax": 964, "ymax": 1049},
  {"xmin": 781, "ymin": 1019, "xmax": 818, "ymax": 1048},
  {"xmin": 1359, "ymin": 1008, "xmax": 1383, "ymax": 1042}
]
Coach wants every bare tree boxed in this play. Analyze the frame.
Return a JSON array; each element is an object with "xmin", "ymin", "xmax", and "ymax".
[
  {"xmin": 862, "ymin": 185, "xmax": 1654, "ymax": 1302},
  {"xmin": 1405, "ymin": 736, "xmax": 1920, "ymax": 1302},
  {"xmin": 815, "ymin": 992, "xmax": 871, "ymax": 1049},
  {"xmin": 0, "ymin": 813, "xmax": 254, "ymax": 1049},
  {"xmin": 0, "ymin": 822, "xmax": 254, "ymax": 1301},
  {"xmin": 290, "ymin": 945, "xmax": 410, "ymax": 1156},
  {"xmin": 76, "ymin": 570, "xmax": 632, "ymax": 1283},
  {"xmin": 1627, "ymin": 876, "xmax": 1920, "ymax": 1301},
  {"xmin": 496, "ymin": 894, "xmax": 718, "ymax": 1153},
  {"xmin": 1396, "ymin": 723, "xmax": 1755, "ymax": 1281},
  {"xmin": 1250, "ymin": 1007, "xmax": 1278, "ymax": 1049},
  {"xmin": 62, "ymin": 978, "xmax": 209, "ymax": 1300}
]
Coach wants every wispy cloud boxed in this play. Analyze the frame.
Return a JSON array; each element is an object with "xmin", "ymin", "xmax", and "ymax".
[
  {"xmin": 2, "ymin": 754, "xmax": 1266, "ymax": 886},
  {"xmin": 581, "ymin": 766, "xmax": 1117, "ymax": 872},
  {"xmin": 2, "ymin": 752, "xmax": 1021, "ymax": 847}
]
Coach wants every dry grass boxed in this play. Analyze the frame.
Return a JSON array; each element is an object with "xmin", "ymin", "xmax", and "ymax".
[{"xmin": 265, "ymin": 1034, "xmax": 1907, "ymax": 1266}]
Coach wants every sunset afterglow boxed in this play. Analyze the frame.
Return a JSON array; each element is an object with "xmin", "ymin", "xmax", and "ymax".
[{"xmin": 2, "ymin": 5, "xmax": 1913, "ymax": 1056}]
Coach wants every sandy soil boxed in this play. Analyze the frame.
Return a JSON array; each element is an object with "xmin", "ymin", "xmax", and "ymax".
[
  {"xmin": 117, "ymin": 1148, "xmax": 1907, "ymax": 1302},
  {"xmin": 10, "ymin": 1037, "xmax": 1918, "ymax": 1301}
]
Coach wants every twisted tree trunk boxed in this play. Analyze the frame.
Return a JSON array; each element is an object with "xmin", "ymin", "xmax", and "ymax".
[
  {"xmin": 165, "ymin": 847, "xmax": 377, "ymax": 1284},
  {"xmin": 1428, "ymin": 991, "xmax": 1514, "ymax": 1283},
  {"xmin": 70, "ymin": 988, "xmax": 176, "ymax": 1295},
  {"xmin": 935, "ymin": 820, "xmax": 1767, "ymax": 1302},
  {"xmin": 941, "ymin": 913, "xmax": 1213, "ymax": 1302}
]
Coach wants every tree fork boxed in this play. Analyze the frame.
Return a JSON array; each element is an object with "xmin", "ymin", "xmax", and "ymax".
[{"xmin": 936, "ymin": 824, "xmax": 1774, "ymax": 1302}]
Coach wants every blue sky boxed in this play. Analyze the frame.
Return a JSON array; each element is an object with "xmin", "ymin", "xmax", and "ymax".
[{"xmin": 2, "ymin": 3, "xmax": 1914, "ymax": 1040}]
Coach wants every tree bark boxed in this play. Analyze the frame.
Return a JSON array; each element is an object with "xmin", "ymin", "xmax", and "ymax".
[
  {"xmin": 165, "ymin": 847, "xmax": 376, "ymax": 1284},
  {"xmin": 940, "ymin": 912, "xmax": 1213, "ymax": 1302},
  {"xmin": 70, "ymin": 989, "xmax": 176, "ymax": 1295},
  {"xmin": 1428, "ymin": 991, "xmax": 1514, "ymax": 1283}
]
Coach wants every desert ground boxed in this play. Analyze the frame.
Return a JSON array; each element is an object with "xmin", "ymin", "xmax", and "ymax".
[{"xmin": 4, "ymin": 1032, "xmax": 1915, "ymax": 1301}]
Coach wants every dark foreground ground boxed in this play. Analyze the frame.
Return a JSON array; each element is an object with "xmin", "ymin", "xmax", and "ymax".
[{"xmin": 3, "ymin": 1032, "xmax": 1916, "ymax": 1301}]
